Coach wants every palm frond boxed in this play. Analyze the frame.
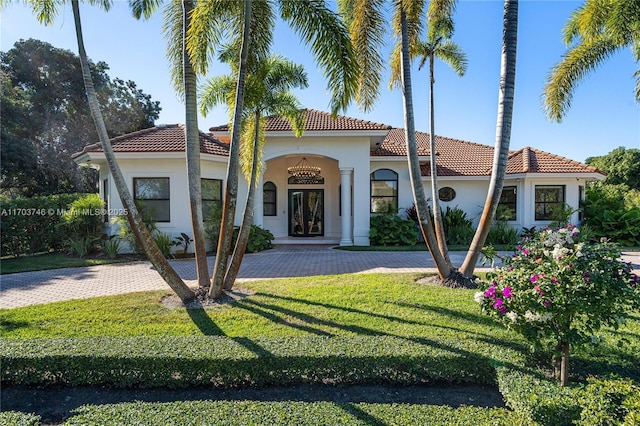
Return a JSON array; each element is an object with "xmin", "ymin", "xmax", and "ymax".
[
  {"xmin": 563, "ymin": 0, "xmax": 611, "ymax": 45},
  {"xmin": 279, "ymin": 0, "xmax": 359, "ymax": 114},
  {"xmin": 264, "ymin": 91, "xmax": 306, "ymax": 136},
  {"xmin": 29, "ymin": 0, "xmax": 65, "ymax": 25},
  {"xmin": 435, "ymin": 40, "xmax": 467, "ymax": 77},
  {"xmin": 187, "ymin": 0, "xmax": 238, "ymax": 75},
  {"xmin": 199, "ymin": 75, "xmax": 236, "ymax": 115},
  {"xmin": 263, "ymin": 59, "xmax": 309, "ymax": 93},
  {"xmin": 543, "ymin": 36, "xmax": 620, "ymax": 122},
  {"xmin": 162, "ymin": 0, "xmax": 185, "ymax": 95},
  {"xmin": 128, "ymin": 0, "xmax": 161, "ymax": 20},
  {"xmin": 347, "ymin": 0, "xmax": 387, "ymax": 111}
]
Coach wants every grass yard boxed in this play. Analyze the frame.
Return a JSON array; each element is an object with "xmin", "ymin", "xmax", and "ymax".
[
  {"xmin": 0, "ymin": 252, "xmax": 129, "ymax": 275},
  {"xmin": 1, "ymin": 273, "xmax": 639, "ymax": 425}
]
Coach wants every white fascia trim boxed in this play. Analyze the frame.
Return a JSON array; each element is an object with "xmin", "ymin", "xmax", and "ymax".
[
  {"xmin": 74, "ymin": 151, "xmax": 229, "ymax": 164},
  {"xmin": 422, "ymin": 175, "xmax": 490, "ymax": 182},
  {"xmin": 519, "ymin": 172, "xmax": 606, "ymax": 181},
  {"xmin": 267, "ymin": 130, "xmax": 391, "ymax": 138}
]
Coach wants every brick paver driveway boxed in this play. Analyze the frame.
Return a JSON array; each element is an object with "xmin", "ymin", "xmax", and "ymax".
[{"xmin": 1, "ymin": 246, "xmax": 638, "ymax": 309}]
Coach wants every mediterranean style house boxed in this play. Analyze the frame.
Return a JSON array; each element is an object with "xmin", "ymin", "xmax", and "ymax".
[{"xmin": 72, "ymin": 109, "xmax": 604, "ymax": 249}]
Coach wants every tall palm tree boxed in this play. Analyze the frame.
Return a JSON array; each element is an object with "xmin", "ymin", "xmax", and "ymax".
[
  {"xmin": 343, "ymin": 0, "xmax": 518, "ymax": 283},
  {"xmin": 187, "ymin": 0, "xmax": 359, "ymax": 298},
  {"xmin": 414, "ymin": 19, "xmax": 467, "ymax": 269},
  {"xmin": 543, "ymin": 0, "xmax": 640, "ymax": 122},
  {"xmin": 342, "ymin": 0, "xmax": 454, "ymax": 279},
  {"xmin": 459, "ymin": 0, "xmax": 518, "ymax": 277},
  {"xmin": 201, "ymin": 54, "xmax": 308, "ymax": 290},
  {"xmin": 62, "ymin": 0, "xmax": 195, "ymax": 302},
  {"xmin": 162, "ymin": 0, "xmax": 211, "ymax": 290}
]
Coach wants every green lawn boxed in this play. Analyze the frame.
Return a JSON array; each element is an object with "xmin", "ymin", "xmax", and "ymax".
[
  {"xmin": 1, "ymin": 273, "xmax": 638, "ymax": 425},
  {"xmin": 0, "ymin": 252, "xmax": 129, "ymax": 275}
]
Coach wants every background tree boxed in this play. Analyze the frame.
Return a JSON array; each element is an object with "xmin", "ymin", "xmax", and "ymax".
[
  {"xmin": 583, "ymin": 147, "xmax": 640, "ymax": 246},
  {"xmin": 16, "ymin": 0, "xmax": 196, "ymax": 303},
  {"xmin": 586, "ymin": 147, "xmax": 640, "ymax": 190},
  {"xmin": 0, "ymin": 39, "xmax": 160, "ymax": 197},
  {"xmin": 543, "ymin": 0, "xmax": 640, "ymax": 122}
]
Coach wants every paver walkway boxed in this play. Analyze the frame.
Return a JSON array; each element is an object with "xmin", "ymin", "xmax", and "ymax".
[{"xmin": 2, "ymin": 246, "xmax": 638, "ymax": 309}]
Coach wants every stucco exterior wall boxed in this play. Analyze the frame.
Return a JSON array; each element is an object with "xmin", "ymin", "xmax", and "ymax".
[{"xmin": 92, "ymin": 144, "xmax": 591, "ymax": 253}]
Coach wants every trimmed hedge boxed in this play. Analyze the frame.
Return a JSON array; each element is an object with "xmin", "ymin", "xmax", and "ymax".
[
  {"xmin": 0, "ymin": 411, "xmax": 40, "ymax": 426},
  {"xmin": 1, "ymin": 336, "xmax": 497, "ymax": 388},
  {"xmin": 64, "ymin": 400, "xmax": 534, "ymax": 426},
  {"xmin": 496, "ymin": 366, "xmax": 580, "ymax": 425},
  {"xmin": 0, "ymin": 193, "xmax": 92, "ymax": 256}
]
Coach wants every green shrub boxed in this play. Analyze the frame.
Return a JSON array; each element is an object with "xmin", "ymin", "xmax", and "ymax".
[
  {"xmin": 60, "ymin": 193, "xmax": 104, "ymax": 238},
  {"xmin": 0, "ymin": 193, "xmax": 86, "ymax": 256},
  {"xmin": 496, "ymin": 366, "xmax": 580, "ymax": 425},
  {"xmin": 0, "ymin": 411, "xmax": 40, "ymax": 426},
  {"xmin": 69, "ymin": 237, "xmax": 98, "ymax": 258},
  {"xmin": 112, "ymin": 202, "xmax": 157, "ymax": 254},
  {"xmin": 102, "ymin": 236, "xmax": 122, "ymax": 259},
  {"xmin": 442, "ymin": 206, "xmax": 475, "ymax": 245},
  {"xmin": 153, "ymin": 232, "xmax": 174, "ymax": 258},
  {"xmin": 244, "ymin": 225, "xmax": 274, "ymax": 253},
  {"xmin": 486, "ymin": 206, "xmax": 519, "ymax": 246},
  {"xmin": 575, "ymin": 376, "xmax": 640, "ymax": 426},
  {"xmin": 0, "ymin": 336, "xmax": 496, "ymax": 388},
  {"xmin": 585, "ymin": 183, "xmax": 640, "ymax": 246},
  {"xmin": 65, "ymin": 400, "xmax": 532, "ymax": 426},
  {"xmin": 370, "ymin": 214, "xmax": 419, "ymax": 246}
]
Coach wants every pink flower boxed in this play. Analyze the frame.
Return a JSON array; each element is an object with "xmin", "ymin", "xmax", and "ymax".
[
  {"xmin": 543, "ymin": 300, "xmax": 551, "ymax": 307},
  {"xmin": 502, "ymin": 286, "xmax": 513, "ymax": 298},
  {"xmin": 484, "ymin": 286, "xmax": 496, "ymax": 299},
  {"xmin": 493, "ymin": 299, "xmax": 507, "ymax": 314},
  {"xmin": 523, "ymin": 248, "xmax": 530, "ymax": 256},
  {"xmin": 530, "ymin": 275, "xmax": 539, "ymax": 283}
]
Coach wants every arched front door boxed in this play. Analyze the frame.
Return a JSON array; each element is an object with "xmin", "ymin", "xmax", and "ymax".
[{"xmin": 288, "ymin": 189, "xmax": 324, "ymax": 237}]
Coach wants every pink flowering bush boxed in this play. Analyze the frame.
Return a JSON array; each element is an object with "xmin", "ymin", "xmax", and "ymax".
[{"xmin": 476, "ymin": 225, "xmax": 640, "ymax": 385}]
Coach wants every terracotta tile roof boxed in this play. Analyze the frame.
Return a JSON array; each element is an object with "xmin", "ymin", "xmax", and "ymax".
[
  {"xmin": 209, "ymin": 108, "xmax": 392, "ymax": 132},
  {"xmin": 72, "ymin": 124, "xmax": 229, "ymax": 158},
  {"xmin": 377, "ymin": 128, "xmax": 601, "ymax": 176}
]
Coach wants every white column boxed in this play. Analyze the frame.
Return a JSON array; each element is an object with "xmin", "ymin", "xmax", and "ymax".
[
  {"xmin": 340, "ymin": 167, "xmax": 353, "ymax": 246},
  {"xmin": 254, "ymin": 173, "xmax": 264, "ymax": 227}
]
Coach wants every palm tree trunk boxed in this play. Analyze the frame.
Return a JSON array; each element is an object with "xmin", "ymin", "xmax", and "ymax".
[
  {"xmin": 183, "ymin": 0, "xmax": 210, "ymax": 290},
  {"xmin": 210, "ymin": 0, "xmax": 252, "ymax": 299},
  {"xmin": 71, "ymin": 0, "xmax": 195, "ymax": 303},
  {"xmin": 428, "ymin": 54, "xmax": 453, "ymax": 269},
  {"xmin": 460, "ymin": 0, "xmax": 518, "ymax": 277},
  {"xmin": 223, "ymin": 110, "xmax": 261, "ymax": 290},
  {"xmin": 399, "ymin": 7, "xmax": 452, "ymax": 279}
]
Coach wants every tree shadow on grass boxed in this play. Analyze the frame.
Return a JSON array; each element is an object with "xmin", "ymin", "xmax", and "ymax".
[{"xmin": 339, "ymin": 403, "xmax": 385, "ymax": 426}]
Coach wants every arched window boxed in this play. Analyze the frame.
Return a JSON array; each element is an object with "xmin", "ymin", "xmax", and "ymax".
[
  {"xmin": 264, "ymin": 181, "xmax": 277, "ymax": 216},
  {"xmin": 370, "ymin": 169, "xmax": 398, "ymax": 213}
]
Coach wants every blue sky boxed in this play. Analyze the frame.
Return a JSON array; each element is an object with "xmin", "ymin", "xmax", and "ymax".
[{"xmin": 2, "ymin": 0, "xmax": 638, "ymax": 163}]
